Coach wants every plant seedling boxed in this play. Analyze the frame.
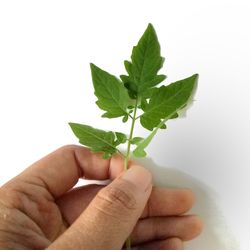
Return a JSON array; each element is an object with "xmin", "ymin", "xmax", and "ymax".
[{"xmin": 69, "ymin": 23, "xmax": 198, "ymax": 250}]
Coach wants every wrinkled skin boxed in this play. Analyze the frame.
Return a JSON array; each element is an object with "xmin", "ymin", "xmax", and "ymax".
[{"xmin": 0, "ymin": 145, "xmax": 202, "ymax": 250}]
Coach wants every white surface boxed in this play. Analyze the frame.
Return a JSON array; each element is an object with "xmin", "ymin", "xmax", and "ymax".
[{"xmin": 0, "ymin": 1, "xmax": 249, "ymax": 249}]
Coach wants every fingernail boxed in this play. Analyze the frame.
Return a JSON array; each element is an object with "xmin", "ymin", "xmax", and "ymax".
[{"xmin": 122, "ymin": 165, "xmax": 152, "ymax": 192}]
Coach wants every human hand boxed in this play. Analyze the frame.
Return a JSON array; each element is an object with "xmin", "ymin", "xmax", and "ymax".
[{"xmin": 0, "ymin": 145, "xmax": 202, "ymax": 250}]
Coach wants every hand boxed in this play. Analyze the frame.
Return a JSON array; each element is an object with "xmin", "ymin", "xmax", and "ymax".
[{"xmin": 0, "ymin": 145, "xmax": 202, "ymax": 250}]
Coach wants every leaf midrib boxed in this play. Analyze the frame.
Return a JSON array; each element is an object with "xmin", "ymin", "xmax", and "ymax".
[{"xmin": 138, "ymin": 32, "xmax": 151, "ymax": 84}]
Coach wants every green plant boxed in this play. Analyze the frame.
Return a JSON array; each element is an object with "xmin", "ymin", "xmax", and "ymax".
[{"xmin": 69, "ymin": 23, "xmax": 198, "ymax": 250}]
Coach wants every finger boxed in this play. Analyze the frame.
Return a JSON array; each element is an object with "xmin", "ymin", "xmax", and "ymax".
[
  {"xmin": 3, "ymin": 145, "xmax": 124, "ymax": 198},
  {"xmin": 131, "ymin": 237, "xmax": 183, "ymax": 250},
  {"xmin": 48, "ymin": 165, "xmax": 153, "ymax": 250},
  {"xmin": 141, "ymin": 187, "xmax": 195, "ymax": 218},
  {"xmin": 56, "ymin": 184, "xmax": 102, "ymax": 224},
  {"xmin": 131, "ymin": 215, "xmax": 203, "ymax": 245},
  {"xmin": 56, "ymin": 186, "xmax": 195, "ymax": 224}
]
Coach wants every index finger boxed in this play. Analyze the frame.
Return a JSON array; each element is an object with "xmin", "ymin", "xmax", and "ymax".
[{"xmin": 3, "ymin": 145, "xmax": 125, "ymax": 199}]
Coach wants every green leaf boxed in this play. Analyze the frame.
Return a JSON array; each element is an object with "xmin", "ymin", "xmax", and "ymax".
[
  {"xmin": 69, "ymin": 122, "xmax": 126, "ymax": 159},
  {"xmin": 140, "ymin": 87, "xmax": 159, "ymax": 100},
  {"xmin": 103, "ymin": 152, "xmax": 112, "ymax": 159},
  {"xmin": 140, "ymin": 74, "xmax": 198, "ymax": 131},
  {"xmin": 170, "ymin": 113, "xmax": 179, "ymax": 119},
  {"xmin": 160, "ymin": 123, "xmax": 167, "ymax": 129},
  {"xmin": 121, "ymin": 23, "xmax": 166, "ymax": 97},
  {"xmin": 122, "ymin": 114, "xmax": 128, "ymax": 123},
  {"xmin": 133, "ymin": 129, "xmax": 158, "ymax": 157},
  {"xmin": 133, "ymin": 108, "xmax": 178, "ymax": 157},
  {"xmin": 90, "ymin": 63, "xmax": 131, "ymax": 118},
  {"xmin": 139, "ymin": 87, "xmax": 159, "ymax": 111},
  {"xmin": 130, "ymin": 137, "xmax": 144, "ymax": 145},
  {"xmin": 120, "ymin": 75, "xmax": 137, "ymax": 99},
  {"xmin": 140, "ymin": 98, "xmax": 148, "ymax": 110},
  {"xmin": 69, "ymin": 23, "xmax": 199, "ymax": 173},
  {"xmin": 115, "ymin": 132, "xmax": 127, "ymax": 144},
  {"xmin": 143, "ymin": 75, "xmax": 167, "ymax": 89}
]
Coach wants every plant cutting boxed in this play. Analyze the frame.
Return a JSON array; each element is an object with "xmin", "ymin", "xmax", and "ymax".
[{"xmin": 69, "ymin": 23, "xmax": 198, "ymax": 250}]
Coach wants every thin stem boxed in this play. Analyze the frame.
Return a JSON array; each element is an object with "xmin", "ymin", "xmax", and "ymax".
[
  {"xmin": 128, "ymin": 113, "xmax": 133, "ymax": 119},
  {"xmin": 124, "ymin": 98, "xmax": 138, "ymax": 170},
  {"xmin": 124, "ymin": 98, "xmax": 138, "ymax": 250}
]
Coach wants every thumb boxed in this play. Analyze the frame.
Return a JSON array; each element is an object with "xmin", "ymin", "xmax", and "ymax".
[{"xmin": 49, "ymin": 165, "xmax": 152, "ymax": 250}]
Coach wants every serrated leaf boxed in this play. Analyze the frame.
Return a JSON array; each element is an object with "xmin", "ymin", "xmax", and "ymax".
[
  {"xmin": 90, "ymin": 63, "xmax": 131, "ymax": 118},
  {"xmin": 143, "ymin": 75, "xmax": 167, "ymax": 89},
  {"xmin": 130, "ymin": 137, "xmax": 144, "ymax": 145},
  {"xmin": 140, "ymin": 74, "xmax": 198, "ymax": 131},
  {"xmin": 69, "ymin": 122, "xmax": 125, "ymax": 158},
  {"xmin": 170, "ymin": 113, "xmax": 179, "ymax": 119},
  {"xmin": 121, "ymin": 23, "xmax": 166, "ymax": 97}
]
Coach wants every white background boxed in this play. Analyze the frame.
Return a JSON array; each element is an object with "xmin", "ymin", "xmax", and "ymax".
[{"xmin": 0, "ymin": 1, "xmax": 249, "ymax": 249}]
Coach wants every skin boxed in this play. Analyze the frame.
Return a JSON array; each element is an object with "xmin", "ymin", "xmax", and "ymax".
[{"xmin": 0, "ymin": 145, "xmax": 203, "ymax": 249}]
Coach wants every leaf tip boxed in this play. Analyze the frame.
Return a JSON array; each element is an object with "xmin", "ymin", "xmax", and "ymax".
[
  {"xmin": 191, "ymin": 73, "xmax": 199, "ymax": 90},
  {"xmin": 147, "ymin": 23, "xmax": 154, "ymax": 30},
  {"xmin": 90, "ymin": 63, "xmax": 98, "ymax": 72},
  {"xmin": 193, "ymin": 73, "xmax": 199, "ymax": 79},
  {"xmin": 68, "ymin": 122, "xmax": 74, "ymax": 128},
  {"xmin": 190, "ymin": 74, "xmax": 199, "ymax": 85}
]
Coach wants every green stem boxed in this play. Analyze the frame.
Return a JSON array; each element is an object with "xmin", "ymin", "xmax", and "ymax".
[
  {"xmin": 124, "ymin": 98, "xmax": 138, "ymax": 170},
  {"xmin": 124, "ymin": 98, "xmax": 138, "ymax": 250}
]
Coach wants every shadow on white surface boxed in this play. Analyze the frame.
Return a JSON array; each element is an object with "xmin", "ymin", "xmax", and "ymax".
[{"xmin": 134, "ymin": 157, "xmax": 240, "ymax": 250}]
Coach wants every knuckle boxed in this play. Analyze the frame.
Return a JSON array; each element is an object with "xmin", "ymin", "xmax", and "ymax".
[
  {"xmin": 97, "ymin": 184, "xmax": 137, "ymax": 212},
  {"xmin": 59, "ymin": 144, "xmax": 82, "ymax": 152}
]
